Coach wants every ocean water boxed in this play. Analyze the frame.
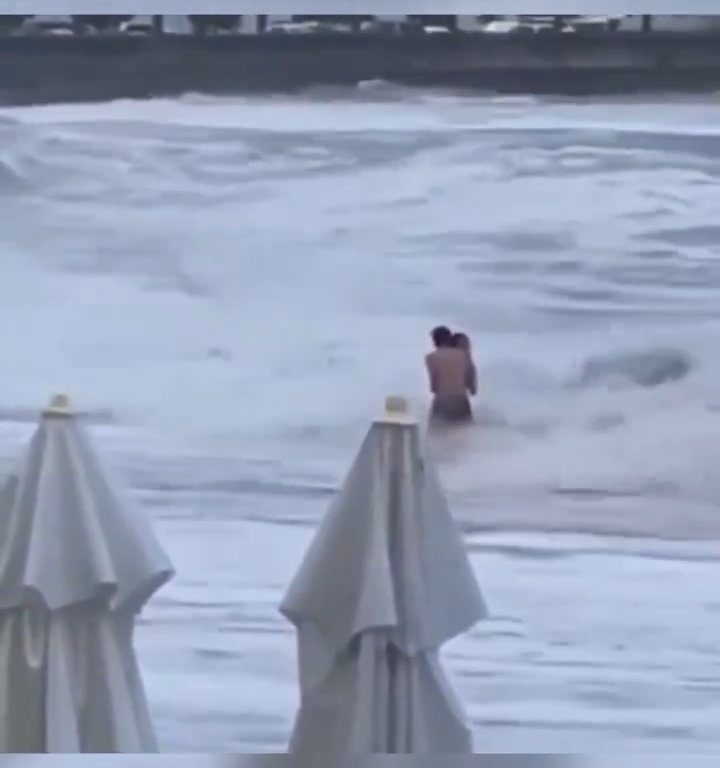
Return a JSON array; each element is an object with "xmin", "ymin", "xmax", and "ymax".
[{"xmin": 1, "ymin": 88, "xmax": 719, "ymax": 751}]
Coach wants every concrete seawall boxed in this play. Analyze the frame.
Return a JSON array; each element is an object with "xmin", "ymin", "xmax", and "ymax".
[{"xmin": 3, "ymin": 31, "xmax": 720, "ymax": 104}]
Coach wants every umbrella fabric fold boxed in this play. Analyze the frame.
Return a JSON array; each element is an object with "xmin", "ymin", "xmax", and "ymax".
[
  {"xmin": 281, "ymin": 417, "xmax": 487, "ymax": 754},
  {"xmin": 0, "ymin": 404, "xmax": 173, "ymax": 752},
  {"xmin": 0, "ymin": 418, "xmax": 172, "ymax": 614}
]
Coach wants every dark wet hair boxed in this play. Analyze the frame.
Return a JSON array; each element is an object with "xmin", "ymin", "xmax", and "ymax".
[{"xmin": 431, "ymin": 325, "xmax": 453, "ymax": 347}]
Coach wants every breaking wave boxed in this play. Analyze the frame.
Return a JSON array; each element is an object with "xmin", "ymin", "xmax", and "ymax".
[
  {"xmin": 2, "ymin": 93, "xmax": 720, "ymax": 538},
  {"xmin": 577, "ymin": 349, "xmax": 693, "ymax": 389},
  {"xmin": 0, "ymin": 159, "xmax": 24, "ymax": 192}
]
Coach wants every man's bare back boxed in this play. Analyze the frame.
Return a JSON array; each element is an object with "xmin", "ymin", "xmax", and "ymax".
[
  {"xmin": 425, "ymin": 348, "xmax": 470, "ymax": 398},
  {"xmin": 426, "ymin": 325, "xmax": 475, "ymax": 425}
]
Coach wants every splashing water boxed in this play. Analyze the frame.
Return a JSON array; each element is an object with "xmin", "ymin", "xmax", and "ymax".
[{"xmin": 2, "ymin": 91, "xmax": 720, "ymax": 538}]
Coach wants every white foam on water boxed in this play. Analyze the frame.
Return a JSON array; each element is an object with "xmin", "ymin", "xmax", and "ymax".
[
  {"xmin": 1, "ymin": 92, "xmax": 720, "ymax": 750},
  {"xmin": 2, "ymin": 93, "xmax": 720, "ymax": 536},
  {"xmin": 133, "ymin": 513, "xmax": 720, "ymax": 751}
]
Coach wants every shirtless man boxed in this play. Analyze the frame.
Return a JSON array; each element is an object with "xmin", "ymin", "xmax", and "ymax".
[{"xmin": 425, "ymin": 325, "xmax": 475, "ymax": 426}]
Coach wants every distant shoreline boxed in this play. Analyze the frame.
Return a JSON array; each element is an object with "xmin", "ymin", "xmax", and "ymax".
[{"xmin": 5, "ymin": 31, "xmax": 720, "ymax": 106}]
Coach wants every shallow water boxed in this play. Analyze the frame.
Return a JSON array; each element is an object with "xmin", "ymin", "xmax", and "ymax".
[
  {"xmin": 138, "ymin": 510, "xmax": 720, "ymax": 752},
  {"xmin": 1, "ymin": 88, "xmax": 719, "ymax": 751}
]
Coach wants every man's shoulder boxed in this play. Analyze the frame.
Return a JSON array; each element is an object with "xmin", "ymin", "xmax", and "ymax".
[
  {"xmin": 427, "ymin": 348, "xmax": 463, "ymax": 364},
  {"xmin": 435, "ymin": 347, "xmax": 462, "ymax": 358}
]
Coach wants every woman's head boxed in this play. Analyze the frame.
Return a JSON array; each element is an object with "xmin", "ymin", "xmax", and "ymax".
[{"xmin": 451, "ymin": 332, "xmax": 471, "ymax": 351}]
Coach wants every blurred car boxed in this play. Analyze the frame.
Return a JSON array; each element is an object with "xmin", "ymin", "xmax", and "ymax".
[
  {"xmin": 15, "ymin": 15, "xmax": 82, "ymax": 36},
  {"xmin": 567, "ymin": 16, "xmax": 616, "ymax": 33},
  {"xmin": 119, "ymin": 15, "xmax": 155, "ymax": 35},
  {"xmin": 267, "ymin": 21, "xmax": 320, "ymax": 35},
  {"xmin": 359, "ymin": 19, "xmax": 427, "ymax": 35},
  {"xmin": 268, "ymin": 20, "xmax": 352, "ymax": 35},
  {"xmin": 482, "ymin": 20, "xmax": 550, "ymax": 35}
]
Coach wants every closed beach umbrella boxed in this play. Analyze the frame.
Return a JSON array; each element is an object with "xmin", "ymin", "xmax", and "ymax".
[
  {"xmin": 280, "ymin": 396, "xmax": 487, "ymax": 754},
  {"xmin": 0, "ymin": 395, "xmax": 174, "ymax": 753}
]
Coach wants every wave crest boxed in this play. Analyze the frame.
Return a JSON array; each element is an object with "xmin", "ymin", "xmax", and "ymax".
[
  {"xmin": 0, "ymin": 159, "xmax": 24, "ymax": 192},
  {"xmin": 578, "ymin": 348, "xmax": 693, "ymax": 389}
]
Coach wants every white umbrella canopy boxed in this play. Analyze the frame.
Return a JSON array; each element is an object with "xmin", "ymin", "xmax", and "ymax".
[
  {"xmin": 0, "ymin": 395, "xmax": 174, "ymax": 753},
  {"xmin": 280, "ymin": 396, "xmax": 487, "ymax": 754}
]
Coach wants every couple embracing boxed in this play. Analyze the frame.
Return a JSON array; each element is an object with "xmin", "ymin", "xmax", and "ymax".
[{"xmin": 425, "ymin": 325, "xmax": 478, "ymax": 427}]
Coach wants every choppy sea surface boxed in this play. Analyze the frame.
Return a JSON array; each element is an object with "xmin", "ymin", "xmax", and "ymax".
[{"xmin": 1, "ymin": 87, "xmax": 719, "ymax": 751}]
